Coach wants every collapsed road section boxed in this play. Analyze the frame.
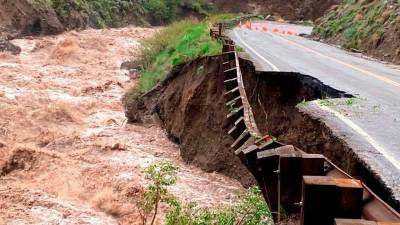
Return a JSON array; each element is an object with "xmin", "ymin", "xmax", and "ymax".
[
  {"xmin": 127, "ymin": 23, "xmax": 400, "ymax": 225},
  {"xmin": 212, "ymin": 23, "xmax": 400, "ymax": 224},
  {"xmin": 230, "ymin": 20, "xmax": 400, "ymax": 210}
]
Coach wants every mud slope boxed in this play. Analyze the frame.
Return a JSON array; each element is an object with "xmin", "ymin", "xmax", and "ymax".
[
  {"xmin": 240, "ymin": 59, "xmax": 400, "ymax": 211},
  {"xmin": 125, "ymin": 56, "xmax": 256, "ymax": 187},
  {"xmin": 209, "ymin": 0, "xmax": 339, "ymax": 20}
]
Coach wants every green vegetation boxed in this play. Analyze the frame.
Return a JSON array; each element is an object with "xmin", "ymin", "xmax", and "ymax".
[
  {"xmin": 134, "ymin": 19, "xmax": 222, "ymax": 93},
  {"xmin": 228, "ymin": 102, "xmax": 239, "ymax": 113},
  {"xmin": 298, "ymin": 98, "xmax": 309, "ymax": 107},
  {"xmin": 314, "ymin": 0, "xmax": 398, "ymax": 50},
  {"xmin": 45, "ymin": 0, "xmax": 143, "ymax": 27},
  {"xmin": 144, "ymin": 0, "xmax": 213, "ymax": 23},
  {"xmin": 139, "ymin": 161, "xmax": 271, "ymax": 225},
  {"xmin": 318, "ymin": 98, "xmax": 357, "ymax": 107},
  {"xmin": 31, "ymin": 0, "xmax": 214, "ymax": 28},
  {"xmin": 139, "ymin": 160, "xmax": 178, "ymax": 225},
  {"xmin": 319, "ymin": 99, "xmax": 336, "ymax": 107},
  {"xmin": 165, "ymin": 186, "xmax": 271, "ymax": 225}
]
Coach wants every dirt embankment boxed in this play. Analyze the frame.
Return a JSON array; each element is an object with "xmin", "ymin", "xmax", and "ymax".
[
  {"xmin": 125, "ymin": 56, "xmax": 256, "ymax": 187},
  {"xmin": 209, "ymin": 0, "xmax": 339, "ymax": 20},
  {"xmin": 313, "ymin": 0, "xmax": 400, "ymax": 64}
]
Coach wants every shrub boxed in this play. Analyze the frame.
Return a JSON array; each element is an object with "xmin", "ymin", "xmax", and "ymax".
[
  {"xmin": 140, "ymin": 160, "xmax": 178, "ymax": 225},
  {"xmin": 343, "ymin": 26, "xmax": 359, "ymax": 49},
  {"xmin": 165, "ymin": 186, "xmax": 272, "ymax": 225}
]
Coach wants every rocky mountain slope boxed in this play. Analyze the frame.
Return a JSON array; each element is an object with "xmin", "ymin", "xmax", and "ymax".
[
  {"xmin": 314, "ymin": 0, "xmax": 400, "ymax": 64},
  {"xmin": 0, "ymin": 0, "xmax": 211, "ymax": 39},
  {"xmin": 209, "ymin": 0, "xmax": 339, "ymax": 20},
  {"xmin": 0, "ymin": 0, "xmax": 339, "ymax": 40}
]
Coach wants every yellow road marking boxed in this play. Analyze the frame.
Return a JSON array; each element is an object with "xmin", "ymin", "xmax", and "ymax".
[
  {"xmin": 275, "ymin": 35, "xmax": 400, "ymax": 88},
  {"xmin": 234, "ymin": 29, "xmax": 400, "ymax": 170}
]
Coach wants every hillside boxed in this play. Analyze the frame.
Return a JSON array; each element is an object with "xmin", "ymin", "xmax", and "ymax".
[
  {"xmin": 0, "ymin": 0, "xmax": 340, "ymax": 40},
  {"xmin": 209, "ymin": 0, "xmax": 339, "ymax": 20},
  {"xmin": 314, "ymin": 0, "xmax": 400, "ymax": 64},
  {"xmin": 0, "ymin": 0, "xmax": 212, "ymax": 38}
]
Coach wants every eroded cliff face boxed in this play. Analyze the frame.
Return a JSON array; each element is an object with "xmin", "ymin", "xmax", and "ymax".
[
  {"xmin": 0, "ymin": 0, "xmax": 142, "ymax": 38},
  {"xmin": 208, "ymin": 0, "xmax": 339, "ymax": 20},
  {"xmin": 0, "ymin": 0, "xmax": 64, "ymax": 38},
  {"xmin": 0, "ymin": 0, "xmax": 340, "ymax": 39},
  {"xmin": 124, "ymin": 56, "xmax": 257, "ymax": 187}
]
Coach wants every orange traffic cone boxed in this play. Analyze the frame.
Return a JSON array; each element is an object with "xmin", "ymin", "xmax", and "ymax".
[
  {"xmin": 262, "ymin": 23, "xmax": 268, "ymax": 32},
  {"xmin": 273, "ymin": 27, "xmax": 279, "ymax": 33},
  {"xmin": 288, "ymin": 31, "xmax": 293, "ymax": 35}
]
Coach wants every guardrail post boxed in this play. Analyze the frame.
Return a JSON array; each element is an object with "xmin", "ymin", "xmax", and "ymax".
[
  {"xmin": 218, "ymin": 23, "xmax": 223, "ymax": 37},
  {"xmin": 257, "ymin": 145, "xmax": 297, "ymax": 221},
  {"xmin": 301, "ymin": 176, "xmax": 363, "ymax": 225}
]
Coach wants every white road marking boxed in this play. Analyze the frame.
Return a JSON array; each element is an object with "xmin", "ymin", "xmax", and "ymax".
[
  {"xmin": 233, "ymin": 30, "xmax": 280, "ymax": 71},
  {"xmin": 233, "ymin": 29, "xmax": 400, "ymax": 170},
  {"xmin": 316, "ymin": 103, "xmax": 400, "ymax": 170}
]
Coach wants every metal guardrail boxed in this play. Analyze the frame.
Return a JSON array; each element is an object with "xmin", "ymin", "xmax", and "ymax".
[{"xmin": 210, "ymin": 22, "xmax": 400, "ymax": 225}]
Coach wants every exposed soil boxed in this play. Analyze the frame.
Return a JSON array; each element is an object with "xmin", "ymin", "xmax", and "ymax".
[
  {"xmin": 125, "ymin": 56, "xmax": 257, "ymax": 188},
  {"xmin": 0, "ymin": 0, "xmax": 64, "ymax": 38},
  {"xmin": 0, "ymin": 0, "xmax": 341, "ymax": 40},
  {"xmin": 0, "ymin": 27, "xmax": 243, "ymax": 224},
  {"xmin": 209, "ymin": 0, "xmax": 339, "ymax": 21}
]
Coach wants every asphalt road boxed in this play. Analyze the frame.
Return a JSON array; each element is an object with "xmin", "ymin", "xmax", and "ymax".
[{"xmin": 229, "ymin": 21, "xmax": 400, "ymax": 202}]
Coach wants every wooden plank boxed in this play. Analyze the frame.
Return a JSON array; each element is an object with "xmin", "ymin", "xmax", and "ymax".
[
  {"xmin": 335, "ymin": 219, "xmax": 376, "ymax": 225},
  {"xmin": 301, "ymin": 176, "xmax": 363, "ymax": 225}
]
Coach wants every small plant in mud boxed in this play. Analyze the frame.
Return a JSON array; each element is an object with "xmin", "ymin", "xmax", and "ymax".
[
  {"xmin": 140, "ymin": 160, "xmax": 178, "ymax": 225},
  {"xmin": 344, "ymin": 98, "xmax": 355, "ymax": 106},
  {"xmin": 298, "ymin": 98, "xmax": 309, "ymax": 107},
  {"xmin": 165, "ymin": 186, "xmax": 272, "ymax": 225},
  {"xmin": 228, "ymin": 102, "xmax": 239, "ymax": 113}
]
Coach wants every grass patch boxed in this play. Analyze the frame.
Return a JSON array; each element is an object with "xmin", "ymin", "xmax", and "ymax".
[
  {"xmin": 135, "ymin": 19, "xmax": 222, "ymax": 94},
  {"xmin": 123, "ymin": 18, "xmax": 223, "ymax": 112},
  {"xmin": 314, "ymin": 0, "xmax": 398, "ymax": 51}
]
